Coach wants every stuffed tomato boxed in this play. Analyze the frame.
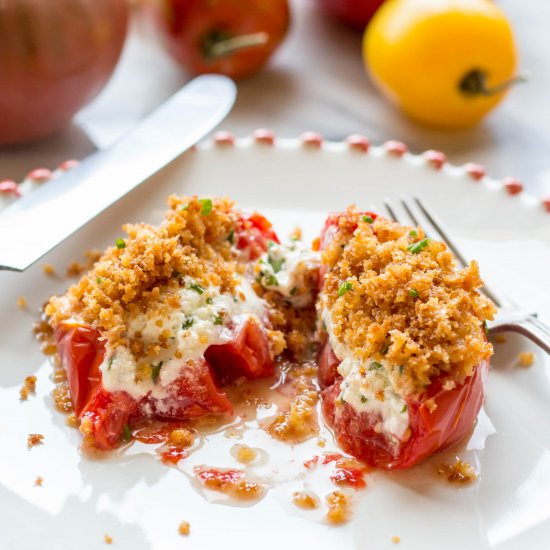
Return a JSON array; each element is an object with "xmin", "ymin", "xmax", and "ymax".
[
  {"xmin": 317, "ymin": 207, "xmax": 496, "ymax": 469},
  {"xmin": 46, "ymin": 196, "xmax": 280, "ymax": 450}
]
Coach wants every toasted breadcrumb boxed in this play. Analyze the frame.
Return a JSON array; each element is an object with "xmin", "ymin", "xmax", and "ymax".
[
  {"xmin": 104, "ymin": 534, "xmax": 113, "ymax": 545},
  {"xmin": 17, "ymin": 296, "xmax": 28, "ymax": 309},
  {"xmin": 391, "ymin": 536, "xmax": 401, "ymax": 544},
  {"xmin": 494, "ymin": 334, "xmax": 507, "ymax": 344},
  {"xmin": 178, "ymin": 521, "xmax": 190, "ymax": 536},
  {"xmin": 325, "ymin": 490, "xmax": 351, "ymax": 524},
  {"xmin": 46, "ymin": 197, "xmax": 244, "ymax": 350},
  {"xmin": 518, "ymin": 352, "xmax": 535, "ymax": 368},
  {"xmin": 27, "ymin": 434, "xmax": 44, "ymax": 447},
  {"xmin": 34, "ymin": 476, "xmax": 43, "ymax": 487},
  {"xmin": 20, "ymin": 375, "xmax": 37, "ymax": 400},
  {"xmin": 43, "ymin": 264, "xmax": 56, "ymax": 276},
  {"xmin": 437, "ymin": 458, "xmax": 477, "ymax": 484},
  {"xmin": 321, "ymin": 208, "xmax": 496, "ymax": 395},
  {"xmin": 316, "ymin": 438, "xmax": 326, "ymax": 448},
  {"xmin": 292, "ymin": 491, "xmax": 319, "ymax": 509},
  {"xmin": 169, "ymin": 428, "xmax": 195, "ymax": 448},
  {"xmin": 234, "ymin": 444, "xmax": 257, "ymax": 463}
]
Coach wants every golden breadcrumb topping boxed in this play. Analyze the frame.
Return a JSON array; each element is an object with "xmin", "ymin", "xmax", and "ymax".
[
  {"xmin": 19, "ymin": 375, "xmax": 37, "ymax": 401},
  {"xmin": 46, "ymin": 197, "xmax": 241, "ymax": 347},
  {"xmin": 518, "ymin": 351, "xmax": 535, "ymax": 367},
  {"xmin": 178, "ymin": 521, "xmax": 190, "ymax": 536},
  {"xmin": 321, "ymin": 207, "xmax": 495, "ymax": 395},
  {"xmin": 27, "ymin": 433, "xmax": 44, "ymax": 447}
]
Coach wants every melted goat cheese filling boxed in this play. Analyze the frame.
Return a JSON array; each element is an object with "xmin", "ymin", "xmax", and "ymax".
[
  {"xmin": 258, "ymin": 241, "xmax": 319, "ymax": 307},
  {"xmin": 321, "ymin": 307, "xmax": 409, "ymax": 443},
  {"xmin": 100, "ymin": 277, "xmax": 267, "ymax": 401}
]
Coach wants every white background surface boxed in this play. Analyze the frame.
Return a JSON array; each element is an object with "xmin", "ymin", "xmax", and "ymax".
[{"xmin": 0, "ymin": 0, "xmax": 549, "ymax": 198}]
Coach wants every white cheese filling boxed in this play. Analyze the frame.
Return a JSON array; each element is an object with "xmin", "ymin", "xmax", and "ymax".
[
  {"xmin": 100, "ymin": 277, "xmax": 267, "ymax": 401},
  {"xmin": 321, "ymin": 307, "xmax": 409, "ymax": 443},
  {"xmin": 257, "ymin": 240, "xmax": 319, "ymax": 307}
]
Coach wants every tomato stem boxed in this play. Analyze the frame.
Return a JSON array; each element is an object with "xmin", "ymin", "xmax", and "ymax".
[
  {"xmin": 202, "ymin": 31, "xmax": 269, "ymax": 60},
  {"xmin": 459, "ymin": 69, "xmax": 527, "ymax": 97}
]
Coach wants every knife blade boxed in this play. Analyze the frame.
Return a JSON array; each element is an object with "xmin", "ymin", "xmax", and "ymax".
[{"xmin": 0, "ymin": 74, "xmax": 237, "ymax": 272}]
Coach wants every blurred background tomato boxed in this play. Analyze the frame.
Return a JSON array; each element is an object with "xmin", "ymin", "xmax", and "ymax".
[{"xmin": 314, "ymin": 0, "xmax": 386, "ymax": 30}]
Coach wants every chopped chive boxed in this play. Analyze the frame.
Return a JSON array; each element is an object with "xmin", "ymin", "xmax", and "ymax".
[
  {"xmin": 181, "ymin": 203, "xmax": 189, "ymax": 211},
  {"xmin": 399, "ymin": 365, "xmax": 405, "ymax": 374},
  {"xmin": 268, "ymin": 254, "xmax": 284, "ymax": 273},
  {"xmin": 407, "ymin": 238, "xmax": 430, "ymax": 254},
  {"xmin": 182, "ymin": 317, "xmax": 193, "ymax": 330},
  {"xmin": 338, "ymin": 281, "xmax": 353, "ymax": 297},
  {"xmin": 322, "ymin": 321, "xmax": 327, "ymax": 331},
  {"xmin": 190, "ymin": 283, "xmax": 204, "ymax": 294},
  {"xmin": 263, "ymin": 273, "xmax": 279, "ymax": 286},
  {"xmin": 115, "ymin": 238, "xmax": 126, "ymax": 249},
  {"xmin": 361, "ymin": 396, "xmax": 368, "ymax": 403},
  {"xmin": 121, "ymin": 424, "xmax": 132, "ymax": 443},
  {"xmin": 206, "ymin": 297, "xmax": 213, "ymax": 304},
  {"xmin": 362, "ymin": 215, "xmax": 374, "ymax": 224},
  {"xmin": 408, "ymin": 289, "xmax": 419, "ymax": 298},
  {"xmin": 483, "ymin": 320, "xmax": 489, "ymax": 335},
  {"xmin": 172, "ymin": 270, "xmax": 181, "ymax": 278},
  {"xmin": 380, "ymin": 341, "xmax": 390, "ymax": 355},
  {"xmin": 151, "ymin": 361, "xmax": 163, "ymax": 384},
  {"xmin": 290, "ymin": 286, "xmax": 298, "ymax": 296},
  {"xmin": 107, "ymin": 356, "xmax": 114, "ymax": 371},
  {"xmin": 214, "ymin": 315, "xmax": 223, "ymax": 326},
  {"xmin": 199, "ymin": 198, "xmax": 212, "ymax": 215},
  {"xmin": 370, "ymin": 361, "xmax": 383, "ymax": 370},
  {"xmin": 401, "ymin": 404, "xmax": 408, "ymax": 413},
  {"xmin": 267, "ymin": 240, "xmax": 276, "ymax": 249},
  {"xmin": 409, "ymin": 229, "xmax": 418, "ymax": 238},
  {"xmin": 96, "ymin": 277, "xmax": 102, "ymax": 284},
  {"xmin": 227, "ymin": 229, "xmax": 234, "ymax": 244}
]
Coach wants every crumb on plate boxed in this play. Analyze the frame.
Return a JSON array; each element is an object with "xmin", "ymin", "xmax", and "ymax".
[
  {"xmin": 234, "ymin": 444, "xmax": 257, "ymax": 464},
  {"xmin": 104, "ymin": 534, "xmax": 113, "ymax": 545},
  {"xmin": 20, "ymin": 375, "xmax": 37, "ymax": 400},
  {"xmin": 391, "ymin": 535, "xmax": 401, "ymax": 544},
  {"xmin": 27, "ymin": 433, "xmax": 44, "ymax": 448},
  {"xmin": 325, "ymin": 490, "xmax": 351, "ymax": 524},
  {"xmin": 518, "ymin": 352, "xmax": 535, "ymax": 368},
  {"xmin": 292, "ymin": 491, "xmax": 319, "ymax": 510},
  {"xmin": 494, "ymin": 334, "xmax": 507, "ymax": 344},
  {"xmin": 437, "ymin": 458, "xmax": 477, "ymax": 484},
  {"xmin": 34, "ymin": 476, "xmax": 43, "ymax": 487},
  {"xmin": 178, "ymin": 521, "xmax": 190, "ymax": 536},
  {"xmin": 43, "ymin": 264, "xmax": 56, "ymax": 276},
  {"xmin": 17, "ymin": 296, "xmax": 28, "ymax": 309}
]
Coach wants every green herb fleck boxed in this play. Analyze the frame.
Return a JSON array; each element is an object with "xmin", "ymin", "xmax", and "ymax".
[
  {"xmin": 206, "ymin": 297, "xmax": 213, "ymax": 304},
  {"xmin": 227, "ymin": 229, "xmax": 234, "ymax": 244},
  {"xmin": 408, "ymin": 289, "xmax": 419, "ymax": 298},
  {"xmin": 115, "ymin": 238, "xmax": 126, "ymax": 249},
  {"xmin": 151, "ymin": 362, "xmax": 163, "ymax": 384},
  {"xmin": 409, "ymin": 229, "xmax": 418, "ymax": 238},
  {"xmin": 96, "ymin": 277, "xmax": 102, "ymax": 284},
  {"xmin": 362, "ymin": 215, "xmax": 374, "ymax": 224},
  {"xmin": 190, "ymin": 283, "xmax": 204, "ymax": 294},
  {"xmin": 263, "ymin": 273, "xmax": 279, "ymax": 286},
  {"xmin": 338, "ymin": 281, "xmax": 353, "ymax": 297},
  {"xmin": 407, "ymin": 238, "xmax": 430, "ymax": 254},
  {"xmin": 290, "ymin": 286, "xmax": 298, "ymax": 296},
  {"xmin": 182, "ymin": 318, "xmax": 193, "ymax": 330},
  {"xmin": 172, "ymin": 270, "xmax": 181, "ymax": 278},
  {"xmin": 121, "ymin": 424, "xmax": 132, "ymax": 443},
  {"xmin": 380, "ymin": 341, "xmax": 390, "ymax": 355},
  {"xmin": 107, "ymin": 356, "xmax": 114, "ymax": 371},
  {"xmin": 199, "ymin": 198, "xmax": 212, "ymax": 215},
  {"xmin": 268, "ymin": 254, "xmax": 284, "ymax": 273},
  {"xmin": 267, "ymin": 240, "xmax": 276, "ymax": 249},
  {"xmin": 370, "ymin": 361, "xmax": 383, "ymax": 370},
  {"xmin": 361, "ymin": 396, "xmax": 368, "ymax": 403},
  {"xmin": 483, "ymin": 320, "xmax": 489, "ymax": 335},
  {"xmin": 214, "ymin": 315, "xmax": 223, "ymax": 326},
  {"xmin": 399, "ymin": 365, "xmax": 405, "ymax": 374},
  {"xmin": 401, "ymin": 404, "xmax": 408, "ymax": 414},
  {"xmin": 181, "ymin": 204, "xmax": 189, "ymax": 211}
]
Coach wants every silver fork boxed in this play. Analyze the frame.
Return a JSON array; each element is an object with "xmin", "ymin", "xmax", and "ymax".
[{"xmin": 383, "ymin": 196, "xmax": 550, "ymax": 354}]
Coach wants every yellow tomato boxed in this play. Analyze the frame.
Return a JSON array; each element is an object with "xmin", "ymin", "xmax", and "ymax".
[{"xmin": 363, "ymin": 0, "xmax": 518, "ymax": 129}]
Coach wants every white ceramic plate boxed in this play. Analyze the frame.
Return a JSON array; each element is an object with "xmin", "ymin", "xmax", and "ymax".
[{"xmin": 1, "ymin": 136, "xmax": 550, "ymax": 550}]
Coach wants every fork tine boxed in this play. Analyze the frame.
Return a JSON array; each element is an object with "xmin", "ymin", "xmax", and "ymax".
[
  {"xmin": 383, "ymin": 198, "xmax": 415, "ymax": 226},
  {"xmin": 408, "ymin": 196, "xmax": 504, "ymax": 308}
]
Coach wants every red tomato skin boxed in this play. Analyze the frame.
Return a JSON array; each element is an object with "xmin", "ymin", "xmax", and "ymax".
[
  {"xmin": 314, "ymin": 0, "xmax": 386, "ymax": 30},
  {"xmin": 0, "ymin": 0, "xmax": 128, "ymax": 145},
  {"xmin": 235, "ymin": 212, "xmax": 280, "ymax": 260},
  {"xmin": 149, "ymin": 0, "xmax": 290, "ymax": 80},
  {"xmin": 321, "ymin": 341, "xmax": 489, "ymax": 469}
]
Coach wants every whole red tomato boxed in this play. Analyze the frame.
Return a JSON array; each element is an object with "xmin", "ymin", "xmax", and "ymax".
[
  {"xmin": 0, "ymin": 0, "xmax": 128, "ymax": 146},
  {"xmin": 315, "ymin": 0, "xmax": 386, "ymax": 30},
  {"xmin": 149, "ymin": 0, "xmax": 290, "ymax": 80}
]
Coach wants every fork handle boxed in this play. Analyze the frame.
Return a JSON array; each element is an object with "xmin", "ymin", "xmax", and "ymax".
[{"xmin": 491, "ymin": 316, "xmax": 550, "ymax": 355}]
